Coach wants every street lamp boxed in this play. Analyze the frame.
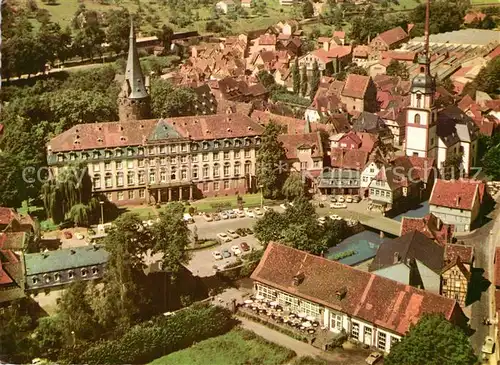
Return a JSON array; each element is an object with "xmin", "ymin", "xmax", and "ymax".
[
  {"xmin": 99, "ymin": 201, "xmax": 104, "ymax": 225},
  {"xmin": 259, "ymin": 184, "xmax": 264, "ymax": 209}
]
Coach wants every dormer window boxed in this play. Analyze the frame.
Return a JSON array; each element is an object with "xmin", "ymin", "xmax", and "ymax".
[
  {"xmin": 54, "ymin": 273, "xmax": 61, "ymax": 281},
  {"xmin": 68, "ymin": 270, "xmax": 74, "ymax": 279},
  {"xmin": 127, "ymin": 148, "xmax": 134, "ymax": 156},
  {"xmin": 57, "ymin": 154, "xmax": 64, "ymax": 162},
  {"xmin": 138, "ymin": 148, "xmax": 144, "ymax": 155},
  {"xmin": 255, "ymin": 138, "xmax": 261, "ymax": 145},
  {"xmin": 43, "ymin": 274, "xmax": 50, "ymax": 283},
  {"xmin": 82, "ymin": 153, "xmax": 88, "ymax": 160},
  {"xmin": 192, "ymin": 143, "xmax": 198, "ymax": 151},
  {"xmin": 224, "ymin": 140, "xmax": 230, "ymax": 148},
  {"xmin": 235, "ymin": 139, "xmax": 241, "ymax": 147},
  {"xmin": 245, "ymin": 138, "xmax": 251, "ymax": 146},
  {"xmin": 32, "ymin": 276, "xmax": 39, "ymax": 284},
  {"xmin": 214, "ymin": 141, "xmax": 220, "ymax": 149},
  {"xmin": 116, "ymin": 149, "xmax": 123, "ymax": 157},
  {"xmin": 81, "ymin": 268, "xmax": 88, "ymax": 277},
  {"xmin": 92, "ymin": 266, "xmax": 98, "ymax": 275},
  {"xmin": 70, "ymin": 153, "xmax": 76, "ymax": 161},
  {"xmin": 203, "ymin": 142, "xmax": 209, "ymax": 150},
  {"xmin": 105, "ymin": 150, "xmax": 112, "ymax": 158},
  {"xmin": 93, "ymin": 151, "xmax": 100, "ymax": 159}
]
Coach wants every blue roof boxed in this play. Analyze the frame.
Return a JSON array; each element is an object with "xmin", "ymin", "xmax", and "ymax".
[
  {"xmin": 24, "ymin": 245, "xmax": 109, "ymax": 276},
  {"xmin": 327, "ymin": 231, "xmax": 388, "ymax": 266}
]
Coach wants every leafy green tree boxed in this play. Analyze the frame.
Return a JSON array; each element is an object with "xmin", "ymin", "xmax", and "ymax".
[
  {"xmin": 482, "ymin": 144, "xmax": 500, "ymax": 180},
  {"xmin": 282, "ymin": 173, "xmax": 305, "ymax": 200},
  {"xmin": 106, "ymin": 9, "xmax": 131, "ymax": 55},
  {"xmin": 386, "ymin": 60, "xmax": 409, "ymax": 80},
  {"xmin": 151, "ymin": 202, "xmax": 191, "ymax": 277},
  {"xmin": 410, "ymin": 0, "xmax": 466, "ymax": 36},
  {"xmin": 385, "ymin": 314, "xmax": 477, "ymax": 365},
  {"xmin": 292, "ymin": 58, "xmax": 301, "ymax": 94},
  {"xmin": 310, "ymin": 60, "xmax": 321, "ymax": 98},
  {"xmin": 256, "ymin": 122, "xmax": 287, "ymax": 199},
  {"xmin": 97, "ymin": 213, "xmax": 152, "ymax": 332},
  {"xmin": 157, "ymin": 24, "xmax": 174, "ymax": 51},
  {"xmin": 302, "ymin": 0, "xmax": 314, "ymax": 18},
  {"xmin": 474, "ymin": 57, "xmax": 500, "ymax": 94},
  {"xmin": 32, "ymin": 316, "xmax": 65, "ymax": 361},
  {"xmin": 0, "ymin": 152, "xmax": 27, "ymax": 208},
  {"xmin": 73, "ymin": 23, "xmax": 106, "ymax": 61},
  {"xmin": 257, "ymin": 70, "xmax": 275, "ymax": 89},
  {"xmin": 301, "ymin": 66, "xmax": 308, "ymax": 97},
  {"xmin": 254, "ymin": 210, "xmax": 287, "ymax": 245},
  {"xmin": 150, "ymin": 79, "xmax": 197, "ymax": 117},
  {"xmin": 441, "ymin": 153, "xmax": 463, "ymax": 180},
  {"xmin": 347, "ymin": 64, "xmax": 368, "ymax": 76}
]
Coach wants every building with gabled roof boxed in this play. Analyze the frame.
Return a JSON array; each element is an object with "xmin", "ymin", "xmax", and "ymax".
[
  {"xmin": 251, "ymin": 242, "xmax": 468, "ymax": 353},
  {"xmin": 340, "ymin": 74, "xmax": 378, "ymax": 114},
  {"xmin": 444, "ymin": 244, "xmax": 474, "ymax": 271},
  {"xmin": 401, "ymin": 214, "xmax": 453, "ymax": 246},
  {"xmin": 370, "ymin": 27, "xmax": 409, "ymax": 52},
  {"xmin": 441, "ymin": 256, "xmax": 471, "ymax": 307},
  {"xmin": 429, "ymin": 179, "xmax": 485, "ymax": 232},
  {"xmin": 278, "ymin": 132, "xmax": 324, "ymax": 181}
]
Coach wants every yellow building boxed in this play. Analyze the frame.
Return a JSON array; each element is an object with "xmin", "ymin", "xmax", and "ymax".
[{"xmin": 441, "ymin": 257, "xmax": 470, "ymax": 307}]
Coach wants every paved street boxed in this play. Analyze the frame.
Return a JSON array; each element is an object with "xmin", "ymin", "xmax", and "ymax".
[{"xmin": 462, "ymin": 194, "xmax": 500, "ymax": 357}]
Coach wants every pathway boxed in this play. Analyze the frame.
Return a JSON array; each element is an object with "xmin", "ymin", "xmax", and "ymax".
[{"xmin": 238, "ymin": 317, "xmax": 369, "ymax": 365}]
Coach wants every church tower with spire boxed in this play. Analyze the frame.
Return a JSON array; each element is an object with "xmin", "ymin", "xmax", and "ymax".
[
  {"xmin": 405, "ymin": 0, "xmax": 437, "ymax": 159},
  {"xmin": 118, "ymin": 21, "xmax": 151, "ymax": 122}
]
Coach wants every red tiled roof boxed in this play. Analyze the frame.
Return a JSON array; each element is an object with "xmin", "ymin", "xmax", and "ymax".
[
  {"xmin": 342, "ymin": 74, "xmax": 371, "ymax": 99},
  {"xmin": 259, "ymin": 34, "xmax": 277, "ymax": 46},
  {"xmin": 381, "ymin": 51, "xmax": 416, "ymax": 62},
  {"xmin": 310, "ymin": 89, "xmax": 343, "ymax": 112},
  {"xmin": 406, "ymin": 156, "xmax": 435, "ymax": 183},
  {"xmin": 251, "ymin": 242, "xmax": 463, "ymax": 336},
  {"xmin": 0, "ymin": 208, "xmax": 17, "ymax": 226},
  {"xmin": 377, "ymin": 90, "xmax": 394, "ymax": 110},
  {"xmin": 278, "ymin": 132, "xmax": 323, "ymax": 159},
  {"xmin": 451, "ymin": 66, "xmax": 473, "ymax": 79},
  {"xmin": 326, "ymin": 46, "xmax": 352, "ymax": 59},
  {"xmin": 485, "ymin": 100, "xmax": 500, "ymax": 112},
  {"xmin": 0, "ymin": 261, "xmax": 13, "ymax": 285},
  {"xmin": 48, "ymin": 114, "xmax": 264, "ymax": 152},
  {"xmin": 333, "ymin": 31, "xmax": 345, "ymax": 39},
  {"xmin": 0, "ymin": 232, "xmax": 26, "ymax": 251},
  {"xmin": 458, "ymin": 95, "xmax": 475, "ymax": 111},
  {"xmin": 250, "ymin": 110, "xmax": 329, "ymax": 134},
  {"xmin": 353, "ymin": 45, "xmax": 370, "ymax": 58},
  {"xmin": 311, "ymin": 49, "xmax": 333, "ymax": 63},
  {"xmin": 401, "ymin": 214, "xmax": 453, "ymax": 246},
  {"xmin": 375, "ymin": 27, "xmax": 408, "ymax": 47},
  {"xmin": 317, "ymin": 37, "xmax": 331, "ymax": 43},
  {"xmin": 429, "ymin": 179, "xmax": 481, "ymax": 211},
  {"xmin": 464, "ymin": 11, "xmax": 486, "ymax": 24},
  {"xmin": 487, "ymin": 45, "xmax": 500, "ymax": 60},
  {"xmin": 330, "ymin": 149, "xmax": 368, "ymax": 170},
  {"xmin": 445, "ymin": 244, "xmax": 474, "ymax": 265}
]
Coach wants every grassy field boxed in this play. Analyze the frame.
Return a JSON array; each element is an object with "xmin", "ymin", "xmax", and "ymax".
[
  {"xmin": 148, "ymin": 327, "xmax": 296, "ymax": 365},
  {"xmin": 35, "ymin": 0, "xmax": 294, "ymax": 35}
]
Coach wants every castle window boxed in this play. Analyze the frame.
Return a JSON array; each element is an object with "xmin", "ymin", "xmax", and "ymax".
[
  {"xmin": 416, "ymin": 93, "xmax": 422, "ymax": 108},
  {"xmin": 414, "ymin": 114, "xmax": 421, "ymax": 125}
]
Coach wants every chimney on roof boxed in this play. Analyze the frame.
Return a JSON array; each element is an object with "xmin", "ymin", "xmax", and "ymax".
[
  {"xmin": 70, "ymin": 249, "xmax": 76, "ymax": 255},
  {"xmin": 456, "ymin": 196, "xmax": 461, "ymax": 206},
  {"xmin": 292, "ymin": 272, "xmax": 304, "ymax": 286},
  {"xmin": 335, "ymin": 287, "xmax": 347, "ymax": 300},
  {"xmin": 436, "ymin": 216, "xmax": 442, "ymax": 230},
  {"xmin": 393, "ymin": 251, "xmax": 400, "ymax": 264}
]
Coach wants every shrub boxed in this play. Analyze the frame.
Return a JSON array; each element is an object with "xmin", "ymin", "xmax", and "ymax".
[
  {"xmin": 76, "ymin": 304, "xmax": 236, "ymax": 364},
  {"xmin": 331, "ymin": 250, "xmax": 357, "ymax": 260}
]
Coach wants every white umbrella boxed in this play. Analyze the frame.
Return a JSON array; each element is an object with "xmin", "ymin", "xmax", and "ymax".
[
  {"xmin": 302, "ymin": 321, "xmax": 312, "ymax": 328},
  {"xmin": 270, "ymin": 301, "xmax": 279, "ymax": 306},
  {"xmin": 297, "ymin": 312, "xmax": 307, "ymax": 318},
  {"xmin": 244, "ymin": 299, "xmax": 254, "ymax": 304},
  {"xmin": 255, "ymin": 294, "xmax": 264, "ymax": 300},
  {"xmin": 306, "ymin": 315, "xmax": 316, "ymax": 322}
]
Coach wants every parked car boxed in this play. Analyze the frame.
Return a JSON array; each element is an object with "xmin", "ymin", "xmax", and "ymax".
[
  {"xmin": 345, "ymin": 196, "xmax": 353, "ymax": 203},
  {"xmin": 263, "ymin": 206, "xmax": 272, "ymax": 212},
  {"xmin": 318, "ymin": 217, "xmax": 326, "ymax": 225},
  {"xmin": 235, "ymin": 228, "xmax": 247, "ymax": 237},
  {"xmin": 245, "ymin": 209, "xmax": 255, "ymax": 218},
  {"xmin": 482, "ymin": 336, "xmax": 495, "ymax": 354},
  {"xmin": 330, "ymin": 196, "xmax": 337, "ymax": 202},
  {"xmin": 221, "ymin": 249, "xmax": 231, "ymax": 259},
  {"xmin": 227, "ymin": 229, "xmax": 240, "ymax": 239},
  {"xmin": 240, "ymin": 242, "xmax": 250, "ymax": 252},
  {"xmin": 227, "ymin": 211, "xmax": 237, "ymax": 219},
  {"xmin": 365, "ymin": 352, "xmax": 383, "ymax": 364},
  {"xmin": 217, "ymin": 233, "xmax": 232, "ymax": 243},
  {"xmin": 203, "ymin": 214, "xmax": 213, "ymax": 222},
  {"xmin": 212, "ymin": 214, "xmax": 221, "ymax": 221},
  {"xmin": 337, "ymin": 196, "xmax": 345, "ymax": 203},
  {"xmin": 244, "ymin": 228, "xmax": 253, "ymax": 235},
  {"xmin": 329, "ymin": 214, "xmax": 342, "ymax": 220},
  {"xmin": 236, "ymin": 209, "xmax": 246, "ymax": 218},
  {"xmin": 330, "ymin": 203, "xmax": 347, "ymax": 209},
  {"xmin": 231, "ymin": 245, "xmax": 242, "ymax": 256},
  {"xmin": 254, "ymin": 208, "xmax": 264, "ymax": 216},
  {"xmin": 75, "ymin": 233, "xmax": 85, "ymax": 240},
  {"xmin": 212, "ymin": 251, "xmax": 223, "ymax": 260},
  {"xmin": 63, "ymin": 231, "xmax": 72, "ymax": 239},
  {"xmin": 279, "ymin": 203, "xmax": 289, "ymax": 210},
  {"xmin": 220, "ymin": 212, "xmax": 229, "ymax": 220}
]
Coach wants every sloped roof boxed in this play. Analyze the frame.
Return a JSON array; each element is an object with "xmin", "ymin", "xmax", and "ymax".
[
  {"xmin": 401, "ymin": 214, "xmax": 453, "ymax": 246},
  {"xmin": 445, "ymin": 244, "xmax": 474, "ymax": 266},
  {"xmin": 370, "ymin": 231, "xmax": 444, "ymax": 273},
  {"xmin": 251, "ymin": 110, "xmax": 329, "ymax": 134},
  {"xmin": 342, "ymin": 74, "xmax": 371, "ymax": 99},
  {"xmin": 25, "ymin": 246, "xmax": 110, "ymax": 276},
  {"xmin": 330, "ymin": 149, "xmax": 369, "ymax": 170},
  {"xmin": 278, "ymin": 132, "xmax": 323, "ymax": 159},
  {"xmin": 430, "ymin": 179, "xmax": 480, "ymax": 211},
  {"xmin": 375, "ymin": 27, "xmax": 408, "ymax": 47},
  {"xmin": 252, "ymin": 242, "xmax": 462, "ymax": 336},
  {"xmin": 352, "ymin": 112, "xmax": 387, "ymax": 133}
]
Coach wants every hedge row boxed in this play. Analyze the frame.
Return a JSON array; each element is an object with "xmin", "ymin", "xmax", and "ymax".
[
  {"xmin": 237, "ymin": 311, "xmax": 308, "ymax": 343},
  {"xmin": 76, "ymin": 304, "xmax": 237, "ymax": 364}
]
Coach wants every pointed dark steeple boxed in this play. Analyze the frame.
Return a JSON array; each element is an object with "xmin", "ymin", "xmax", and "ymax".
[
  {"xmin": 125, "ymin": 21, "xmax": 148, "ymax": 99},
  {"xmin": 118, "ymin": 20, "xmax": 151, "ymax": 121}
]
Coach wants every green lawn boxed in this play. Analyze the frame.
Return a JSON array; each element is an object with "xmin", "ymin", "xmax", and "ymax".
[
  {"xmin": 148, "ymin": 328, "xmax": 296, "ymax": 365},
  {"xmin": 190, "ymin": 193, "xmax": 275, "ymax": 212},
  {"xmin": 35, "ymin": 0, "xmax": 294, "ymax": 35},
  {"xmin": 387, "ymin": 0, "xmax": 422, "ymax": 11}
]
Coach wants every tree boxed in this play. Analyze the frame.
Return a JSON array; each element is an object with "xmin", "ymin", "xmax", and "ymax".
[
  {"xmin": 310, "ymin": 60, "xmax": 321, "ymax": 98},
  {"xmin": 385, "ymin": 314, "xmax": 477, "ymax": 365},
  {"xmin": 347, "ymin": 64, "xmax": 368, "ymax": 76},
  {"xmin": 157, "ymin": 24, "xmax": 174, "ymax": 51},
  {"xmin": 386, "ymin": 60, "xmax": 409, "ymax": 80},
  {"xmin": 300, "ymin": 66, "xmax": 308, "ymax": 97},
  {"xmin": 302, "ymin": 0, "xmax": 314, "ymax": 18},
  {"xmin": 482, "ymin": 144, "xmax": 500, "ymax": 180},
  {"xmin": 441, "ymin": 153, "xmax": 463, "ymax": 180},
  {"xmin": 151, "ymin": 202, "xmax": 191, "ymax": 277},
  {"xmin": 292, "ymin": 58, "xmax": 301, "ymax": 94},
  {"xmin": 150, "ymin": 79, "xmax": 197, "ymax": 117},
  {"xmin": 0, "ymin": 152, "xmax": 27, "ymax": 208},
  {"xmin": 410, "ymin": 1, "xmax": 466, "ymax": 36},
  {"xmin": 474, "ymin": 57, "xmax": 500, "ymax": 94},
  {"xmin": 254, "ymin": 210, "xmax": 287, "ymax": 245},
  {"xmin": 106, "ymin": 9, "xmax": 130, "ymax": 55},
  {"xmin": 32, "ymin": 316, "xmax": 65, "ymax": 361},
  {"xmin": 282, "ymin": 173, "xmax": 305, "ymax": 200},
  {"xmin": 72, "ymin": 23, "xmax": 106, "ymax": 61},
  {"xmin": 257, "ymin": 70, "xmax": 275, "ymax": 89},
  {"xmin": 256, "ymin": 122, "xmax": 287, "ymax": 199}
]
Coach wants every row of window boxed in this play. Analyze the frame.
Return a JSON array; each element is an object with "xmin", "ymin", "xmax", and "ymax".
[
  {"xmin": 93, "ymin": 162, "xmax": 253, "ymax": 189},
  {"xmin": 57, "ymin": 140, "xmax": 259, "ymax": 162},
  {"xmin": 31, "ymin": 267, "xmax": 99, "ymax": 285},
  {"xmin": 105, "ymin": 190, "xmax": 146, "ymax": 201},
  {"xmin": 370, "ymin": 188, "xmax": 392, "ymax": 198},
  {"xmin": 351, "ymin": 322, "xmax": 400, "ymax": 351}
]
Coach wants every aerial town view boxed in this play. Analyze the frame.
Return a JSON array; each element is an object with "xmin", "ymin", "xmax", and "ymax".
[{"xmin": 0, "ymin": 0, "xmax": 499, "ymax": 363}]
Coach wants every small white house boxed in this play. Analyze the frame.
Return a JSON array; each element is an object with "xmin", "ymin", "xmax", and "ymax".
[{"xmin": 216, "ymin": 0, "xmax": 235, "ymax": 14}]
